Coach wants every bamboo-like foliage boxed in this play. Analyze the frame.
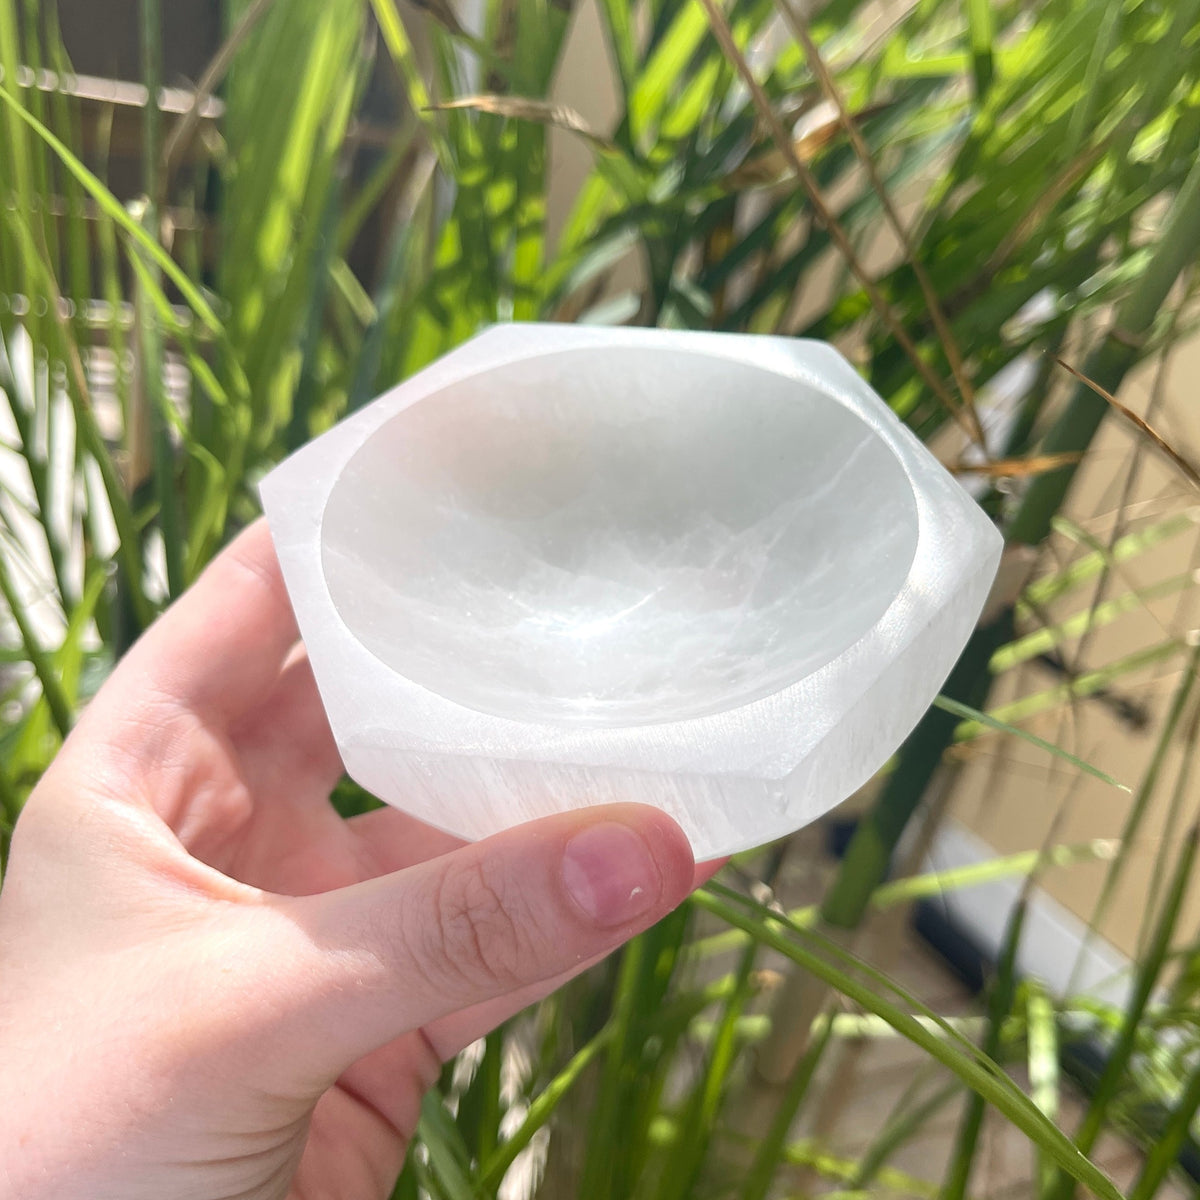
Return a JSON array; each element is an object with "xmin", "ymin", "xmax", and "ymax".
[{"xmin": 2, "ymin": 0, "xmax": 1200, "ymax": 1196}]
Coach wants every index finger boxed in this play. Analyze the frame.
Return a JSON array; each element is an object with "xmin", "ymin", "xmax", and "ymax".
[{"xmin": 107, "ymin": 519, "xmax": 302, "ymax": 728}]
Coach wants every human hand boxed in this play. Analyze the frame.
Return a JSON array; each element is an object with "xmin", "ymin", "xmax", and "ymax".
[{"xmin": 0, "ymin": 521, "xmax": 715, "ymax": 1200}]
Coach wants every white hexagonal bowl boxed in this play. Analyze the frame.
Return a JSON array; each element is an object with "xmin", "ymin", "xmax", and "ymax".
[{"xmin": 261, "ymin": 324, "xmax": 1003, "ymax": 859}]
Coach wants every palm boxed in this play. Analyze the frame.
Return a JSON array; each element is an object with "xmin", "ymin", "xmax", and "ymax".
[
  {"xmin": 150, "ymin": 666, "xmax": 467, "ymax": 1199},
  {"xmin": 58, "ymin": 523, "xmax": 709, "ymax": 1200}
]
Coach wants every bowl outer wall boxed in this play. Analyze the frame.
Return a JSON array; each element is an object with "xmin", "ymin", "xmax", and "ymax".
[{"xmin": 260, "ymin": 325, "xmax": 1004, "ymax": 857}]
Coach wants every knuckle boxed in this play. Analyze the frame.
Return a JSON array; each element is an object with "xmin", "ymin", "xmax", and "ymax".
[{"xmin": 423, "ymin": 859, "xmax": 532, "ymax": 994}]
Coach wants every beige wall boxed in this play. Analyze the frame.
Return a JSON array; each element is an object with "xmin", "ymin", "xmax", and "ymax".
[
  {"xmin": 548, "ymin": 0, "xmax": 620, "ymax": 249},
  {"xmin": 949, "ymin": 335, "xmax": 1200, "ymax": 958}
]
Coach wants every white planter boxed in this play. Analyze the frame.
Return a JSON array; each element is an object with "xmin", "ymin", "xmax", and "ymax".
[{"xmin": 261, "ymin": 324, "xmax": 1003, "ymax": 858}]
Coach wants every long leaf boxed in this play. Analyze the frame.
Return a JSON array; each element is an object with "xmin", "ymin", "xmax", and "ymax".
[
  {"xmin": 0, "ymin": 527, "xmax": 73, "ymax": 738},
  {"xmin": 693, "ymin": 887, "xmax": 1124, "ymax": 1200},
  {"xmin": 0, "ymin": 85, "xmax": 221, "ymax": 334},
  {"xmin": 933, "ymin": 695, "xmax": 1128, "ymax": 788}
]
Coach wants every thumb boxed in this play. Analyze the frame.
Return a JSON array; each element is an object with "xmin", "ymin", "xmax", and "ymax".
[{"xmin": 277, "ymin": 803, "xmax": 695, "ymax": 1078}]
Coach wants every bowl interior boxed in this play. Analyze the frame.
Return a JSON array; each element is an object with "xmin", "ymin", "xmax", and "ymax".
[{"xmin": 321, "ymin": 346, "xmax": 919, "ymax": 726}]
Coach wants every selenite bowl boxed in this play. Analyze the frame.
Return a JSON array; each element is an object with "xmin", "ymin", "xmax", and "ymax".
[{"xmin": 261, "ymin": 325, "xmax": 1003, "ymax": 858}]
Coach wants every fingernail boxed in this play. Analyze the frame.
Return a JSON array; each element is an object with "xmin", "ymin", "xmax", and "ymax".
[{"xmin": 562, "ymin": 822, "xmax": 662, "ymax": 927}]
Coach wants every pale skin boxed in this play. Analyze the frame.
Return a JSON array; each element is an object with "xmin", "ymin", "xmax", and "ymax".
[{"xmin": 0, "ymin": 521, "xmax": 719, "ymax": 1199}]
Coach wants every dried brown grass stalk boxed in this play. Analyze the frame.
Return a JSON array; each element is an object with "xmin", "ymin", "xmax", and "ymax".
[
  {"xmin": 775, "ymin": 0, "xmax": 987, "ymax": 449},
  {"xmin": 428, "ymin": 95, "xmax": 615, "ymax": 151},
  {"xmin": 696, "ymin": 0, "xmax": 986, "ymax": 450},
  {"xmin": 952, "ymin": 452, "xmax": 1084, "ymax": 478},
  {"xmin": 1054, "ymin": 356, "xmax": 1200, "ymax": 493}
]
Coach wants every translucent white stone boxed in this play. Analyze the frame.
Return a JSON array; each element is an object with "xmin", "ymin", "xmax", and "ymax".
[{"xmin": 261, "ymin": 325, "xmax": 1003, "ymax": 859}]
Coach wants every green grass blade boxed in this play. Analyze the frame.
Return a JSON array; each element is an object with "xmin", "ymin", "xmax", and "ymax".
[
  {"xmin": 1024, "ymin": 513, "xmax": 1198, "ymax": 609},
  {"xmin": 477, "ymin": 1028, "xmax": 611, "ymax": 1190},
  {"xmin": 713, "ymin": 880, "xmax": 1048, "ymax": 1087},
  {"xmin": 656, "ymin": 942, "xmax": 761, "ymax": 1200},
  {"xmin": 1026, "ymin": 982, "xmax": 1060, "ymax": 1195},
  {"xmin": 578, "ymin": 933, "xmax": 653, "ymax": 1196},
  {"xmin": 689, "ymin": 840, "xmax": 1115, "ymax": 963},
  {"xmin": 597, "ymin": 0, "xmax": 638, "ymax": 97},
  {"xmin": 781, "ymin": 1137, "xmax": 940, "ymax": 1197},
  {"xmin": 978, "ymin": 639, "xmax": 1181, "ymax": 732},
  {"xmin": 993, "ymin": 572, "xmax": 1197, "ymax": 672},
  {"xmin": 139, "ymin": 0, "xmax": 162, "ymax": 203},
  {"xmin": 933, "ymin": 695, "xmax": 1129, "ymax": 789},
  {"xmin": 1047, "ymin": 825, "xmax": 1200, "ymax": 1200},
  {"xmin": 346, "ymin": 152, "xmax": 438, "ymax": 411},
  {"xmin": 873, "ymin": 839, "xmax": 1116, "ymax": 909},
  {"xmin": 1, "ymin": 213, "xmax": 154, "ymax": 631},
  {"xmin": 0, "ymin": 0, "xmax": 35, "ymax": 312},
  {"xmin": 942, "ymin": 897, "xmax": 1027, "ymax": 1200},
  {"xmin": 0, "ymin": 86, "xmax": 221, "ymax": 334},
  {"xmin": 1062, "ymin": 0, "xmax": 1119, "ymax": 166},
  {"xmin": 1075, "ymin": 642, "xmax": 1200, "ymax": 968},
  {"xmin": 964, "ymin": 0, "xmax": 995, "ymax": 101},
  {"xmin": 628, "ymin": 1, "xmax": 709, "ymax": 148},
  {"xmin": 417, "ymin": 1090, "xmax": 478, "ymax": 1200},
  {"xmin": 0, "ymin": 526, "xmax": 73, "ymax": 738},
  {"xmin": 740, "ymin": 1008, "xmax": 836, "ymax": 1200},
  {"xmin": 1127, "ymin": 1058, "xmax": 1200, "ymax": 1200},
  {"xmin": 1140, "ymin": 672, "xmax": 1200, "ymax": 955},
  {"xmin": 850, "ymin": 1077, "xmax": 961, "ymax": 1190},
  {"xmin": 693, "ymin": 888, "xmax": 1123, "ymax": 1200},
  {"xmin": 133, "ymin": 254, "xmax": 185, "ymax": 599},
  {"xmin": 453, "ymin": 1030, "xmax": 502, "ymax": 1170},
  {"xmin": 367, "ymin": 0, "xmax": 452, "ymax": 165}
]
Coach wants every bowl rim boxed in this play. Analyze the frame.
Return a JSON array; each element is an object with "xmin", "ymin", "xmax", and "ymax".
[
  {"xmin": 261, "ymin": 322, "xmax": 1003, "ymax": 784},
  {"xmin": 316, "ymin": 339, "xmax": 925, "ymax": 727}
]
